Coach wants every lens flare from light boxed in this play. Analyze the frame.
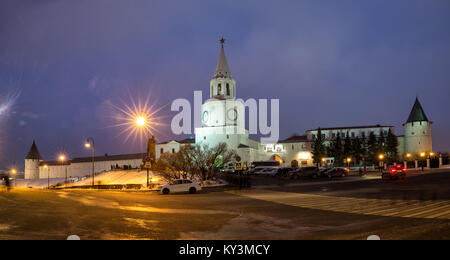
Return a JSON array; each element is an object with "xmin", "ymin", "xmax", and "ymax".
[
  {"xmin": 0, "ymin": 90, "xmax": 20, "ymax": 117},
  {"xmin": 109, "ymin": 91, "xmax": 166, "ymax": 145}
]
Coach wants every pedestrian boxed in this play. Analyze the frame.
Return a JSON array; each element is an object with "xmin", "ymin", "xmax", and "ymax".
[{"xmin": 3, "ymin": 176, "xmax": 10, "ymax": 192}]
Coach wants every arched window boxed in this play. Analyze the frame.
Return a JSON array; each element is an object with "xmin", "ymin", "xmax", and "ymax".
[
  {"xmin": 226, "ymin": 84, "xmax": 230, "ymax": 96},
  {"xmin": 160, "ymin": 148, "xmax": 164, "ymax": 154},
  {"xmin": 218, "ymin": 84, "xmax": 222, "ymax": 95},
  {"xmin": 172, "ymin": 148, "xmax": 175, "ymax": 154}
]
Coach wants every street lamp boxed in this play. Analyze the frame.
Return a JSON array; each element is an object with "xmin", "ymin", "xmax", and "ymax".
[
  {"xmin": 58, "ymin": 155, "xmax": 68, "ymax": 186},
  {"xmin": 135, "ymin": 112, "xmax": 151, "ymax": 188},
  {"xmin": 44, "ymin": 164, "xmax": 50, "ymax": 189},
  {"xmin": 10, "ymin": 169, "xmax": 17, "ymax": 187},
  {"xmin": 85, "ymin": 137, "xmax": 95, "ymax": 187},
  {"xmin": 420, "ymin": 152, "xmax": 426, "ymax": 171},
  {"xmin": 346, "ymin": 157, "xmax": 351, "ymax": 168},
  {"xmin": 379, "ymin": 154, "xmax": 385, "ymax": 172}
]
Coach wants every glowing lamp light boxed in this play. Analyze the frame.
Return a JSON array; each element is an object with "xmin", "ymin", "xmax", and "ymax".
[
  {"xmin": 430, "ymin": 152, "xmax": 435, "ymax": 157},
  {"xmin": 136, "ymin": 116, "xmax": 147, "ymax": 127},
  {"xmin": 379, "ymin": 154, "xmax": 384, "ymax": 160},
  {"xmin": 347, "ymin": 158, "xmax": 352, "ymax": 163},
  {"xmin": 11, "ymin": 169, "xmax": 17, "ymax": 175},
  {"xmin": 321, "ymin": 158, "xmax": 326, "ymax": 162},
  {"xmin": 59, "ymin": 155, "xmax": 66, "ymax": 161},
  {"xmin": 420, "ymin": 152, "xmax": 426, "ymax": 158},
  {"xmin": 406, "ymin": 153, "xmax": 412, "ymax": 158},
  {"xmin": 84, "ymin": 142, "xmax": 91, "ymax": 148}
]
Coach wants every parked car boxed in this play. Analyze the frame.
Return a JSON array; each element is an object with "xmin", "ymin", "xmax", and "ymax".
[
  {"xmin": 321, "ymin": 168, "xmax": 348, "ymax": 178},
  {"xmin": 382, "ymin": 164, "xmax": 407, "ymax": 181},
  {"xmin": 159, "ymin": 179, "xmax": 202, "ymax": 195},
  {"xmin": 294, "ymin": 167, "xmax": 321, "ymax": 179},
  {"xmin": 276, "ymin": 167, "xmax": 294, "ymax": 177},
  {"xmin": 253, "ymin": 168, "xmax": 278, "ymax": 176}
]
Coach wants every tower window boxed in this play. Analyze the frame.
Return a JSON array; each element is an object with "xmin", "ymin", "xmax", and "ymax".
[
  {"xmin": 172, "ymin": 148, "xmax": 175, "ymax": 154},
  {"xmin": 226, "ymin": 84, "xmax": 230, "ymax": 96},
  {"xmin": 160, "ymin": 148, "xmax": 164, "ymax": 154},
  {"xmin": 218, "ymin": 84, "xmax": 222, "ymax": 94}
]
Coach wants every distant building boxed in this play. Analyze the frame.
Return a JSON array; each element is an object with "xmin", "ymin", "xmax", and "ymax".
[
  {"xmin": 24, "ymin": 43, "xmax": 435, "ymax": 179},
  {"xmin": 24, "ymin": 142, "xmax": 145, "ymax": 180}
]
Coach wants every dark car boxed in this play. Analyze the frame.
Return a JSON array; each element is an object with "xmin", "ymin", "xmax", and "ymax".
[
  {"xmin": 276, "ymin": 167, "xmax": 294, "ymax": 177},
  {"xmin": 295, "ymin": 167, "xmax": 320, "ymax": 179},
  {"xmin": 382, "ymin": 164, "xmax": 407, "ymax": 181},
  {"xmin": 321, "ymin": 168, "xmax": 348, "ymax": 178}
]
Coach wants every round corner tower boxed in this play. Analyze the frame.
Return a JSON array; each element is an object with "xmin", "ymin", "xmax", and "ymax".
[
  {"xmin": 24, "ymin": 140, "xmax": 43, "ymax": 179},
  {"xmin": 403, "ymin": 98, "xmax": 432, "ymax": 155}
]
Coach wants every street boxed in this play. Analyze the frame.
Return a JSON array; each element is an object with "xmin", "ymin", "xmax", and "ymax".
[{"xmin": 0, "ymin": 171, "xmax": 449, "ymax": 240}]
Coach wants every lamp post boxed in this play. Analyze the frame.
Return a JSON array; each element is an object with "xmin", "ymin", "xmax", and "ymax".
[
  {"xmin": 379, "ymin": 154, "xmax": 384, "ymax": 172},
  {"xmin": 58, "ymin": 155, "xmax": 67, "ymax": 186},
  {"xmin": 10, "ymin": 169, "xmax": 17, "ymax": 187},
  {"xmin": 44, "ymin": 164, "xmax": 49, "ymax": 189},
  {"xmin": 135, "ymin": 112, "xmax": 151, "ymax": 188},
  {"xmin": 420, "ymin": 152, "xmax": 426, "ymax": 171},
  {"xmin": 85, "ymin": 137, "xmax": 95, "ymax": 187},
  {"xmin": 346, "ymin": 158, "xmax": 351, "ymax": 168}
]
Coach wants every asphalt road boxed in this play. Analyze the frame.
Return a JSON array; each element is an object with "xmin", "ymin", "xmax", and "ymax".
[{"xmin": 0, "ymin": 171, "xmax": 449, "ymax": 240}]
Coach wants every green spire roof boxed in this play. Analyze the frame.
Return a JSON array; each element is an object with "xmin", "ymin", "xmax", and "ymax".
[
  {"xmin": 406, "ymin": 97, "xmax": 429, "ymax": 123},
  {"xmin": 25, "ymin": 140, "xmax": 42, "ymax": 160}
]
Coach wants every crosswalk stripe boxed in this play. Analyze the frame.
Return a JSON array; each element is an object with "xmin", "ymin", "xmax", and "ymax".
[
  {"xmin": 383, "ymin": 201, "xmax": 449, "ymax": 217},
  {"xmin": 400, "ymin": 205, "xmax": 450, "ymax": 218},
  {"xmin": 226, "ymin": 190, "xmax": 450, "ymax": 219},
  {"xmin": 355, "ymin": 200, "xmax": 419, "ymax": 214},
  {"xmin": 438, "ymin": 213, "xmax": 450, "ymax": 219},
  {"xmin": 363, "ymin": 201, "xmax": 438, "ymax": 215},
  {"xmin": 426, "ymin": 209, "xmax": 450, "ymax": 219}
]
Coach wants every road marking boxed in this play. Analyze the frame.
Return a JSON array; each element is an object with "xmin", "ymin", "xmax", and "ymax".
[
  {"xmin": 426, "ymin": 209, "xmax": 450, "ymax": 219},
  {"xmin": 400, "ymin": 204, "xmax": 450, "ymax": 218},
  {"xmin": 382, "ymin": 201, "xmax": 449, "ymax": 216},
  {"xmin": 227, "ymin": 189, "xmax": 450, "ymax": 219}
]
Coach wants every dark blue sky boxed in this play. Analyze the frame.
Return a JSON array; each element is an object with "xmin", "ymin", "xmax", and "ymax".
[{"xmin": 1, "ymin": 0, "xmax": 449, "ymax": 170}]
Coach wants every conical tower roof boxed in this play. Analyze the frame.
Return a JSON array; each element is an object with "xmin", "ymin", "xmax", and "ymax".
[
  {"xmin": 406, "ymin": 97, "xmax": 430, "ymax": 123},
  {"xmin": 25, "ymin": 140, "xmax": 43, "ymax": 160},
  {"xmin": 213, "ymin": 38, "xmax": 232, "ymax": 79}
]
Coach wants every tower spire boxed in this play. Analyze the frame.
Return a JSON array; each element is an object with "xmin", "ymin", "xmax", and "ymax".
[
  {"xmin": 406, "ymin": 97, "xmax": 430, "ymax": 123},
  {"xmin": 213, "ymin": 38, "xmax": 232, "ymax": 79},
  {"xmin": 25, "ymin": 140, "xmax": 43, "ymax": 160}
]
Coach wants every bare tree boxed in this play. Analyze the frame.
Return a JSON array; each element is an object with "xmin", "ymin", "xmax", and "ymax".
[{"xmin": 153, "ymin": 143, "xmax": 237, "ymax": 182}]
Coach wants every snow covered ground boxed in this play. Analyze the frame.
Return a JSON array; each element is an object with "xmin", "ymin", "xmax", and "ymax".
[{"xmin": 13, "ymin": 170, "xmax": 227, "ymax": 189}]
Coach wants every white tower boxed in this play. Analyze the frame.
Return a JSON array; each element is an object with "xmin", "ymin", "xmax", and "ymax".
[
  {"xmin": 195, "ymin": 38, "xmax": 248, "ymax": 149},
  {"xmin": 24, "ymin": 140, "xmax": 42, "ymax": 179},
  {"xmin": 403, "ymin": 98, "xmax": 433, "ymax": 155}
]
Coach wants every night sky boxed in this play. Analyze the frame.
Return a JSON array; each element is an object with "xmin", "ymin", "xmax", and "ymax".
[{"xmin": 1, "ymin": 0, "xmax": 449, "ymax": 170}]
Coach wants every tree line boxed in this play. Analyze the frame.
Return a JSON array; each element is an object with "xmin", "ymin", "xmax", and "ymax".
[{"xmin": 312, "ymin": 128, "xmax": 399, "ymax": 167}]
